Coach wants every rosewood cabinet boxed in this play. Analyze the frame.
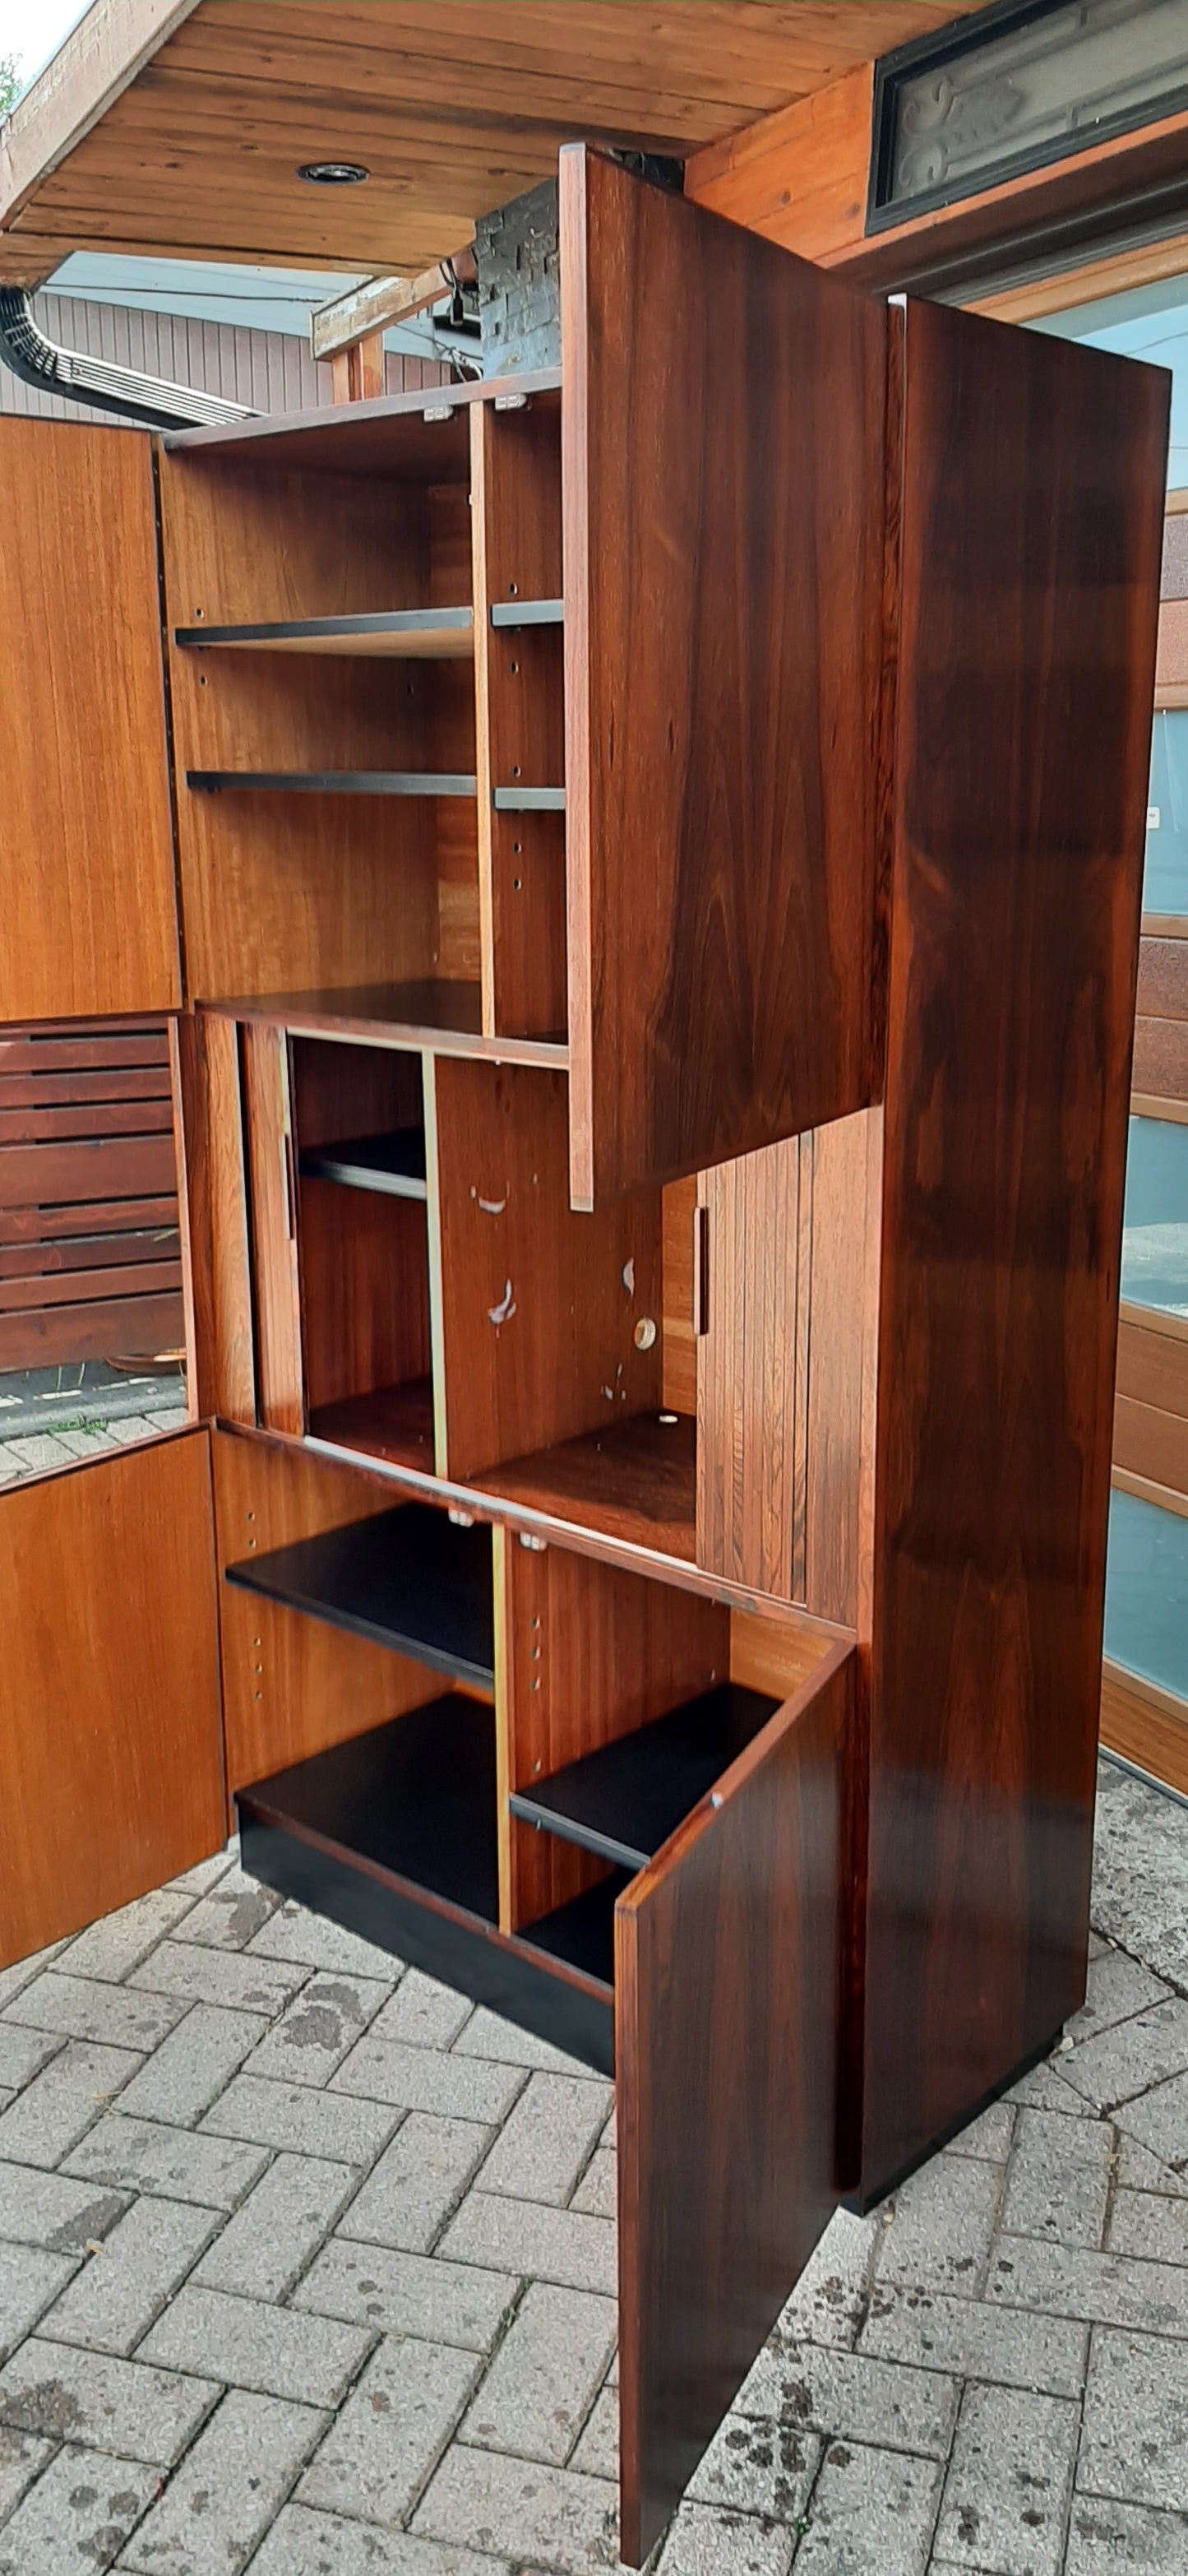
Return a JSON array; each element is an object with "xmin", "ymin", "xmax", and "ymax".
[{"xmin": 0, "ymin": 151, "xmax": 1169, "ymax": 2565}]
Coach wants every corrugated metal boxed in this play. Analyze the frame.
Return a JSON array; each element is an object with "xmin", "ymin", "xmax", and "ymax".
[{"xmin": 0, "ymin": 293, "xmax": 449, "ymax": 424}]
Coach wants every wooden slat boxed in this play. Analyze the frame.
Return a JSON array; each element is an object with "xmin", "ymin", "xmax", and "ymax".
[
  {"xmin": 0, "ymin": 1230, "xmax": 178, "ymax": 1281},
  {"xmin": 562, "ymin": 144, "xmax": 886, "ymax": 1203},
  {"xmin": 1116, "ymin": 1313, "xmax": 1188, "ymax": 1419},
  {"xmin": 0, "ymin": 1194, "xmax": 178, "ymax": 1244},
  {"xmin": 0, "ymin": 1258, "xmax": 182, "ymax": 1312},
  {"xmin": 0, "ymin": 1100, "xmax": 175, "ymax": 1142},
  {"xmin": 0, "ymin": 1068, "xmax": 173, "ymax": 1107},
  {"xmin": 617, "ymin": 1640, "xmax": 850, "ymax": 2562},
  {"xmin": 0, "ymin": 1429, "xmax": 224, "ymax": 1966},
  {"xmin": 1113, "ymin": 1392, "xmax": 1188, "ymax": 1498},
  {"xmin": 0, "ymin": 1289, "xmax": 183, "ymax": 1368},
  {"xmin": 0, "ymin": 1133, "xmax": 177, "ymax": 1210},
  {"xmin": 686, "ymin": 59, "xmax": 876, "ymax": 264},
  {"xmin": 0, "ymin": 1032, "xmax": 170, "ymax": 1073}
]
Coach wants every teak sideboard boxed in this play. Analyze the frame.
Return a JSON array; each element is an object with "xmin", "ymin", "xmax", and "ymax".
[{"xmin": 0, "ymin": 151, "xmax": 1168, "ymax": 2561}]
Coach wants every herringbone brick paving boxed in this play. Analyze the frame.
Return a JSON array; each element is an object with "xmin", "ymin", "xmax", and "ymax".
[{"xmin": 0, "ymin": 1756, "xmax": 1183, "ymax": 2574}]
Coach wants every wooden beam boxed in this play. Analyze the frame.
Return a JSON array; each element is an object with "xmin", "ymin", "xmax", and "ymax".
[
  {"xmin": 0, "ymin": 0, "xmax": 200, "ymax": 230},
  {"xmin": 312, "ymin": 251, "xmax": 475, "ymax": 361}
]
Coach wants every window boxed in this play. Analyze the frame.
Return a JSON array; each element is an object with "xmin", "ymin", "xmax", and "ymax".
[
  {"xmin": 1105, "ymin": 1485, "xmax": 1188, "ymax": 1701},
  {"xmin": 1146, "ymin": 714, "xmax": 1188, "ymax": 917},
  {"xmin": 1121, "ymin": 1115, "xmax": 1188, "ymax": 1319},
  {"xmin": 871, "ymin": 0, "xmax": 1188, "ymax": 228}
]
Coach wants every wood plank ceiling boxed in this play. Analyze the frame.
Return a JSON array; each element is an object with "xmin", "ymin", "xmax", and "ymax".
[{"xmin": 0, "ymin": 0, "xmax": 982, "ymax": 283}]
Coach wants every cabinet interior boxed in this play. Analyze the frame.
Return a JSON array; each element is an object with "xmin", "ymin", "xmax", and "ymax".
[
  {"xmin": 223, "ymin": 1443, "xmax": 835, "ymax": 2073},
  {"xmin": 160, "ymin": 391, "xmax": 565, "ymax": 1043}
]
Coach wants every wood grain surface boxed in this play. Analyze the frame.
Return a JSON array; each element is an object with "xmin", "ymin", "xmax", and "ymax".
[
  {"xmin": 173, "ymin": 1010, "xmax": 255, "ymax": 1422},
  {"xmin": 0, "ymin": 419, "xmax": 180, "ymax": 1022},
  {"xmin": 561, "ymin": 144, "xmax": 885, "ymax": 1203},
  {"xmin": 495, "ymin": 1527, "xmax": 728, "ymax": 1931},
  {"xmin": 243, "ymin": 1022, "xmax": 303, "ymax": 1436},
  {"xmin": 0, "ymin": 1429, "xmax": 224, "ymax": 1963},
  {"xmin": 861, "ymin": 298, "xmax": 1168, "ymax": 2198},
  {"xmin": 617, "ymin": 1639, "xmax": 851, "ymax": 2561},
  {"xmin": 470, "ymin": 397, "xmax": 567, "ymax": 1040},
  {"xmin": 429, "ymin": 1055, "xmax": 662, "ymax": 1481}
]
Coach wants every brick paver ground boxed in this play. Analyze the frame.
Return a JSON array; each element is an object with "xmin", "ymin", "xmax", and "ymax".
[{"xmin": 0, "ymin": 1759, "xmax": 1185, "ymax": 2574}]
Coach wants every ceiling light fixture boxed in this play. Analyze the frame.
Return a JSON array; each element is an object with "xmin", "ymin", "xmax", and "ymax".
[{"xmin": 298, "ymin": 160, "xmax": 370, "ymax": 185}]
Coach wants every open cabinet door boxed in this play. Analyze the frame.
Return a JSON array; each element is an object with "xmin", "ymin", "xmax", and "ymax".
[
  {"xmin": 616, "ymin": 1641, "xmax": 853, "ymax": 2563},
  {"xmin": 0, "ymin": 418, "xmax": 181, "ymax": 1022},
  {"xmin": 561, "ymin": 146, "xmax": 887, "ymax": 1205},
  {"xmin": 0, "ymin": 1428, "xmax": 226, "ymax": 1967}
]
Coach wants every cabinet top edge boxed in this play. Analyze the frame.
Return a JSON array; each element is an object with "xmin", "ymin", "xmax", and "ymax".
[{"xmin": 164, "ymin": 368, "xmax": 562, "ymax": 471}]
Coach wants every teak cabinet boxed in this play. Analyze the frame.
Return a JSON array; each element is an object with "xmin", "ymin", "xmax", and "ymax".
[{"xmin": 0, "ymin": 150, "xmax": 1169, "ymax": 2564}]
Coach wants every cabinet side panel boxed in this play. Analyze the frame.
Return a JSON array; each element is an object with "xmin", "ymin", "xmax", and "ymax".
[
  {"xmin": 804, "ymin": 1107, "xmax": 883, "ymax": 1630},
  {"xmin": 213, "ymin": 1427, "xmax": 442, "ymax": 1798},
  {"xmin": 173, "ymin": 1010, "xmax": 256, "ymax": 1422},
  {"xmin": 617, "ymin": 1642, "xmax": 849, "ymax": 2564},
  {"xmin": 562, "ymin": 145, "xmax": 885, "ymax": 1202},
  {"xmin": 243, "ymin": 1023, "xmax": 303, "ymax": 1436},
  {"xmin": 863, "ymin": 303, "xmax": 1168, "ymax": 2194},
  {"xmin": 0, "ymin": 1431, "xmax": 224, "ymax": 1964},
  {"xmin": 0, "ymin": 420, "xmax": 180, "ymax": 1022},
  {"xmin": 696, "ymin": 1137, "xmax": 800, "ymax": 1598}
]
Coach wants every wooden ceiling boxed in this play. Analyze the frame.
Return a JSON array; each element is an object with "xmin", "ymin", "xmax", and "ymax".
[{"xmin": 0, "ymin": 0, "xmax": 982, "ymax": 284}]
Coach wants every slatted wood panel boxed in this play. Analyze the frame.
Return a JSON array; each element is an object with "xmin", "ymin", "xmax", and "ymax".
[
  {"xmin": 0, "ymin": 1022, "xmax": 183, "ymax": 1369},
  {"xmin": 0, "ymin": 292, "xmax": 447, "ymax": 431},
  {"xmin": 0, "ymin": 2, "xmax": 982, "ymax": 281}
]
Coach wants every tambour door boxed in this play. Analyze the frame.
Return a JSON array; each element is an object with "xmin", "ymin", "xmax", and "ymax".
[
  {"xmin": 0, "ymin": 1426, "xmax": 226, "ymax": 1967},
  {"xmin": 0, "ymin": 418, "xmax": 180, "ymax": 1023},
  {"xmin": 616, "ymin": 1640, "xmax": 852, "ymax": 2561},
  {"xmin": 561, "ymin": 145, "xmax": 888, "ymax": 1207}
]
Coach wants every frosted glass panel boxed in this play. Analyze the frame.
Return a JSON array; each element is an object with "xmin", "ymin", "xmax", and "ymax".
[
  {"xmin": 1105, "ymin": 1486, "xmax": 1188, "ymax": 1702},
  {"xmin": 1121, "ymin": 1118, "xmax": 1188, "ymax": 1318},
  {"xmin": 1146, "ymin": 716, "xmax": 1188, "ymax": 917},
  {"xmin": 881, "ymin": 0, "xmax": 1188, "ymax": 215}
]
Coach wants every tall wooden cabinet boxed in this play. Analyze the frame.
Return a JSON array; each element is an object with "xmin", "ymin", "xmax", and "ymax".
[{"xmin": 0, "ymin": 150, "xmax": 1168, "ymax": 2564}]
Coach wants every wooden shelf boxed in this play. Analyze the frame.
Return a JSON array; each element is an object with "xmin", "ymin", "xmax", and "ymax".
[
  {"xmin": 175, "ymin": 609, "xmax": 474, "ymax": 658},
  {"xmin": 224, "ymin": 1499, "xmax": 493, "ymax": 1689},
  {"xmin": 298, "ymin": 1129, "xmax": 428, "ymax": 1200},
  {"xmin": 238, "ymin": 1694, "xmax": 614, "ymax": 2073},
  {"xmin": 476, "ymin": 1411, "xmax": 697, "ymax": 1561},
  {"xmin": 490, "ymin": 600, "xmax": 564, "ymax": 628},
  {"xmin": 309, "ymin": 1378, "xmax": 436, "ymax": 1473},
  {"xmin": 511, "ymin": 1682, "xmax": 779, "ymax": 1871},
  {"xmin": 207, "ymin": 984, "xmax": 567, "ymax": 1068},
  {"xmin": 492, "ymin": 786, "xmax": 566, "ymax": 811},
  {"xmin": 187, "ymin": 770, "xmax": 478, "ymax": 798}
]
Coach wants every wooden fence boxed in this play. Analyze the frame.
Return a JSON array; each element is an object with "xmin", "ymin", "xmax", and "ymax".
[{"xmin": 0, "ymin": 1022, "xmax": 183, "ymax": 1369}]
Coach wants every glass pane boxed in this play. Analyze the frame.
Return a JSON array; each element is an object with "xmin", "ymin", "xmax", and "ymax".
[
  {"xmin": 0, "ymin": 1018, "xmax": 188, "ymax": 1482},
  {"xmin": 1105, "ymin": 1485, "xmax": 1188, "ymax": 1702},
  {"xmin": 884, "ymin": 0, "xmax": 1188, "ymax": 215},
  {"xmin": 1121, "ymin": 1116, "xmax": 1188, "ymax": 1318},
  {"xmin": 1146, "ymin": 715, "xmax": 1188, "ymax": 917}
]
